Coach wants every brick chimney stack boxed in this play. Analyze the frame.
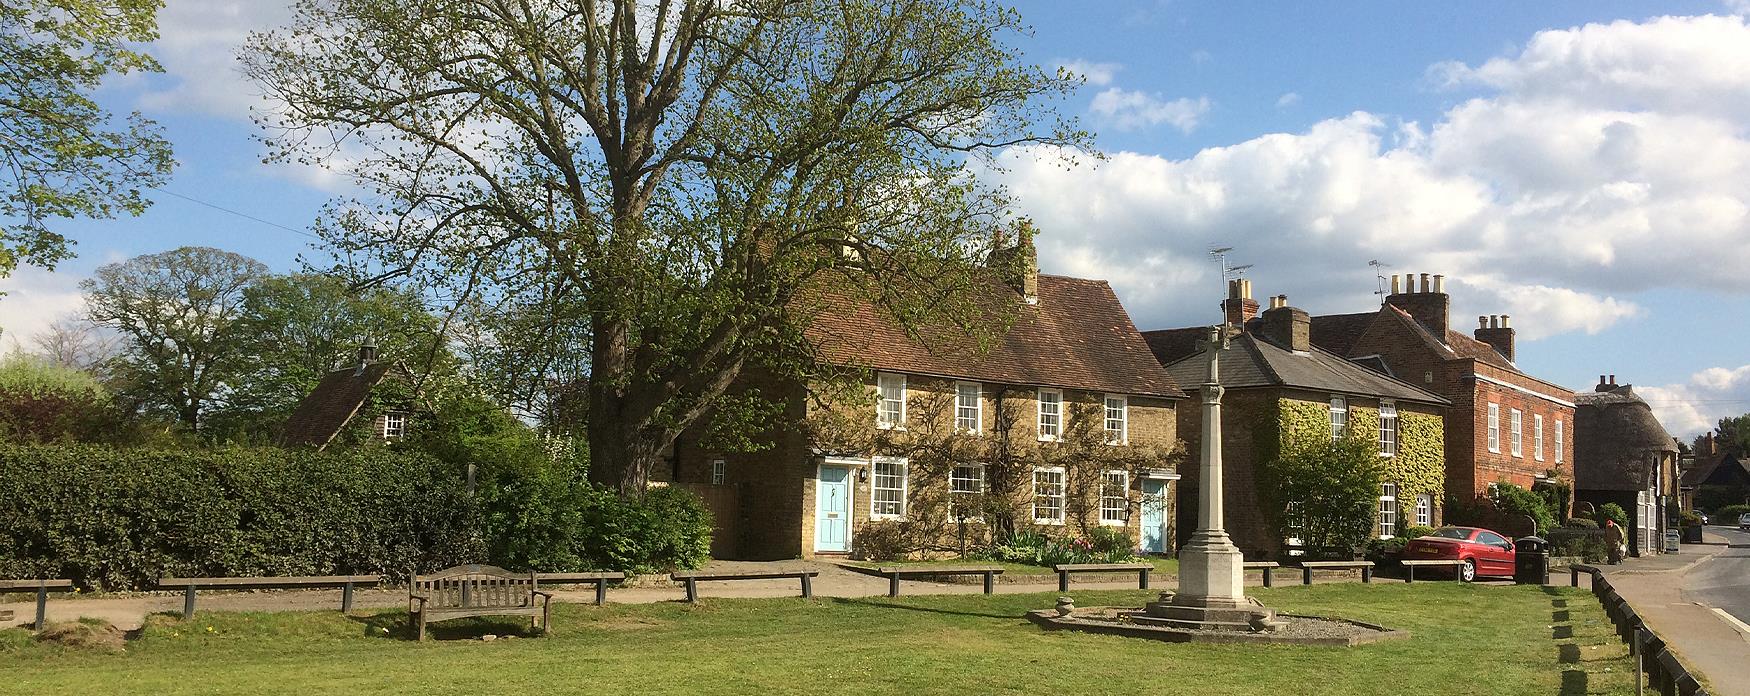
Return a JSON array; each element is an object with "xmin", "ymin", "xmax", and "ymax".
[
  {"xmin": 1222, "ymin": 278, "xmax": 1259, "ymax": 327},
  {"xmin": 1385, "ymin": 272, "xmax": 1450, "ymax": 337},
  {"xmin": 1475, "ymin": 314, "xmax": 1516, "ymax": 363},
  {"xmin": 992, "ymin": 222, "xmax": 1040, "ymax": 304},
  {"xmin": 1259, "ymin": 296, "xmax": 1311, "ymax": 352}
]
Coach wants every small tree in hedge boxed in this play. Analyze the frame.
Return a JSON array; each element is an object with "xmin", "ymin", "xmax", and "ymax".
[
  {"xmin": 1264, "ymin": 435, "xmax": 1383, "ymax": 556},
  {"xmin": 1488, "ymin": 482, "xmax": 1557, "ymax": 536}
]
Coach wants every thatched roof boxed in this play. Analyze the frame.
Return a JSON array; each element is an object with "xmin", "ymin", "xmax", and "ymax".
[{"xmin": 1574, "ymin": 384, "xmax": 1676, "ymax": 492}]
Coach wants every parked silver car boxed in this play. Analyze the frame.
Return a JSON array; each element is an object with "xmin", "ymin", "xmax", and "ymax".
[{"xmin": 1740, "ymin": 513, "xmax": 1750, "ymax": 532}]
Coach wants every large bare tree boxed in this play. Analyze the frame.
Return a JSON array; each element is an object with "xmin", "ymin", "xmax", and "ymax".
[{"xmin": 243, "ymin": 0, "xmax": 1086, "ymax": 494}]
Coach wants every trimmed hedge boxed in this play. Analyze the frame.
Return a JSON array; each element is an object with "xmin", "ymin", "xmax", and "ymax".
[{"xmin": 0, "ymin": 444, "xmax": 480, "ymax": 590}]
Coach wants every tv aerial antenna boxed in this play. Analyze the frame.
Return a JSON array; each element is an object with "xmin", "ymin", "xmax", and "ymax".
[{"xmin": 1369, "ymin": 259, "xmax": 1392, "ymax": 302}]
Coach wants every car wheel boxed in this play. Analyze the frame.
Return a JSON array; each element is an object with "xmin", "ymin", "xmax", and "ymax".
[{"xmin": 1459, "ymin": 559, "xmax": 1477, "ymax": 582}]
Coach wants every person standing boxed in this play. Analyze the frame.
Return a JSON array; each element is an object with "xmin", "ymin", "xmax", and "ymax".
[{"xmin": 1604, "ymin": 519, "xmax": 1626, "ymax": 564}]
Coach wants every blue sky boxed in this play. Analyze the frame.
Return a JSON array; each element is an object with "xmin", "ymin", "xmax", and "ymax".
[{"xmin": 4, "ymin": 0, "xmax": 1749, "ymax": 437}]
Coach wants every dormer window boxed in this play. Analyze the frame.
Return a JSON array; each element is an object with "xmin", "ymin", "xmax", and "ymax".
[{"xmin": 380, "ymin": 412, "xmax": 407, "ymax": 440}]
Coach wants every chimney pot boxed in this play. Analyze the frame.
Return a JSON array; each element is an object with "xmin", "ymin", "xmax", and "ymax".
[
  {"xmin": 1609, "ymin": 374, "xmax": 1616, "ymax": 385},
  {"xmin": 1479, "ymin": 316, "xmax": 1489, "ymax": 329},
  {"xmin": 1433, "ymin": 274, "xmax": 1445, "ymax": 293},
  {"xmin": 1500, "ymin": 314, "xmax": 1510, "ymax": 328},
  {"xmin": 1391, "ymin": 274, "xmax": 1402, "ymax": 294},
  {"xmin": 1419, "ymin": 273, "xmax": 1430, "ymax": 292}
]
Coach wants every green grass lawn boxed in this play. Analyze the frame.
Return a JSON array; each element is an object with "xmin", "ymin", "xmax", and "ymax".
[
  {"xmin": 844, "ymin": 557, "xmax": 1179, "ymax": 576},
  {"xmin": 1, "ymin": 583, "xmax": 1634, "ymax": 695}
]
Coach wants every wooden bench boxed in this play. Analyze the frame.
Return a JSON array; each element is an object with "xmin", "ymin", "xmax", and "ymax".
[
  {"xmin": 1, "ymin": 579, "xmax": 74, "ymax": 629},
  {"xmin": 535, "ymin": 571, "xmax": 627, "ymax": 606},
  {"xmin": 875, "ymin": 565, "xmax": 1003, "ymax": 597},
  {"xmin": 1400, "ymin": 559, "xmax": 1469, "ymax": 583},
  {"xmin": 670, "ymin": 570, "xmax": 819, "ymax": 603},
  {"xmin": 1052, "ymin": 563, "xmax": 1153, "ymax": 591},
  {"xmin": 409, "ymin": 565, "xmax": 550, "ymax": 641},
  {"xmin": 157, "ymin": 575, "xmax": 381, "ymax": 619},
  {"xmin": 1297, "ymin": 560, "xmax": 1374, "ymax": 585},
  {"xmin": 1243, "ymin": 561, "xmax": 1280, "ymax": 588}
]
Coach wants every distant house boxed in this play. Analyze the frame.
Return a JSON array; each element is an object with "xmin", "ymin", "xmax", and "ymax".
[
  {"xmin": 1682, "ymin": 432, "xmax": 1750, "ymax": 513},
  {"xmin": 280, "ymin": 343, "xmax": 412, "ymax": 450},
  {"xmin": 668, "ymin": 231, "xmax": 1188, "ymax": 560},
  {"xmin": 1309, "ymin": 273, "xmax": 1576, "ymax": 505},
  {"xmin": 1144, "ymin": 280, "xmax": 1449, "ymax": 558},
  {"xmin": 1574, "ymin": 376, "xmax": 1678, "ymax": 556}
]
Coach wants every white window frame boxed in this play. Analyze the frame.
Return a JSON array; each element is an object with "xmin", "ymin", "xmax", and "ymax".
[
  {"xmin": 954, "ymin": 381, "xmax": 982, "ymax": 434},
  {"xmin": 1329, "ymin": 396, "xmax": 1348, "ymax": 442},
  {"xmin": 1414, "ymin": 494, "xmax": 1432, "ymax": 527},
  {"xmin": 710, "ymin": 459, "xmax": 726, "ymax": 485},
  {"xmin": 1487, "ymin": 403, "xmax": 1501, "ymax": 453},
  {"xmin": 1534, "ymin": 414, "xmax": 1545, "ymax": 461},
  {"xmin": 1378, "ymin": 483, "xmax": 1398, "ymax": 538},
  {"xmin": 870, "ymin": 456, "xmax": 909, "ymax": 519},
  {"xmin": 1378, "ymin": 400, "xmax": 1398, "ymax": 457},
  {"xmin": 1555, "ymin": 419, "xmax": 1565, "ymax": 463},
  {"xmin": 1036, "ymin": 388, "xmax": 1062, "ymax": 441},
  {"xmin": 876, "ymin": 373, "xmax": 906, "ymax": 429},
  {"xmin": 1032, "ymin": 466, "xmax": 1066, "ymax": 525},
  {"xmin": 381, "ymin": 412, "xmax": 406, "ymax": 439},
  {"xmin": 1103, "ymin": 394, "xmax": 1128, "ymax": 445},
  {"xmin": 949, "ymin": 463, "xmax": 987, "ymax": 522},
  {"xmin": 1509, "ymin": 408, "xmax": 1523, "ymax": 458},
  {"xmin": 1099, "ymin": 470, "xmax": 1129, "ymax": 526}
]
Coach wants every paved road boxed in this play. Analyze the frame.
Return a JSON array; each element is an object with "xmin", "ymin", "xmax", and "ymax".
[{"xmin": 1685, "ymin": 526, "xmax": 1750, "ymax": 626}]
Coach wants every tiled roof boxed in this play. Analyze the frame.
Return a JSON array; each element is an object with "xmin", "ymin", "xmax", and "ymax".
[
  {"xmin": 1574, "ymin": 385, "xmax": 1677, "ymax": 492},
  {"xmin": 1159, "ymin": 331, "xmax": 1448, "ymax": 406},
  {"xmin": 1140, "ymin": 326, "xmax": 1209, "ymax": 366},
  {"xmin": 1308, "ymin": 311, "xmax": 1376, "ymax": 357},
  {"xmin": 807, "ymin": 273, "xmax": 1185, "ymax": 399},
  {"xmin": 280, "ymin": 362, "xmax": 396, "ymax": 448}
]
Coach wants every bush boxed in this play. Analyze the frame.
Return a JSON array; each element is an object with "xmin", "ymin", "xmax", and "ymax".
[
  {"xmin": 1681, "ymin": 510, "xmax": 1705, "ymax": 527},
  {"xmin": 1547, "ymin": 528, "xmax": 1609, "ymax": 562},
  {"xmin": 1399, "ymin": 525, "xmax": 1435, "ymax": 541},
  {"xmin": 1262, "ymin": 436, "xmax": 1383, "ymax": 554},
  {"xmin": 975, "ymin": 530, "xmax": 1136, "ymax": 566},
  {"xmin": 1488, "ymin": 483, "xmax": 1556, "ymax": 536},
  {"xmin": 1364, "ymin": 536, "xmax": 1407, "ymax": 563},
  {"xmin": 1563, "ymin": 517, "xmax": 1599, "ymax": 529},
  {"xmin": 1595, "ymin": 503, "xmax": 1628, "ymax": 529},
  {"xmin": 0, "ymin": 444, "xmax": 481, "ymax": 590},
  {"xmin": 0, "ymin": 355, "xmax": 114, "ymax": 443},
  {"xmin": 1713, "ymin": 503, "xmax": 1750, "ymax": 521}
]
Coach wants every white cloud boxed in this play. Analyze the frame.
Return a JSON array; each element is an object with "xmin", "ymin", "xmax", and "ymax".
[
  {"xmin": 1088, "ymin": 89, "xmax": 1211, "ymax": 133},
  {"xmin": 136, "ymin": 1, "xmax": 295, "ymax": 118},
  {"xmin": 1057, "ymin": 59, "xmax": 1121, "ymax": 86},
  {"xmin": 0, "ymin": 267, "xmax": 87, "ymax": 352},
  {"xmin": 1729, "ymin": 0, "xmax": 1750, "ymax": 16},
  {"xmin": 1275, "ymin": 92, "xmax": 1300, "ymax": 109},
  {"xmin": 1640, "ymin": 365, "xmax": 1750, "ymax": 438},
  {"xmin": 981, "ymin": 14, "xmax": 1750, "ymax": 338}
]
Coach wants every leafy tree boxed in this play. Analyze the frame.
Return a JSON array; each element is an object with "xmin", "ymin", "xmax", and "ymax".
[
  {"xmin": 206, "ymin": 273, "xmax": 450, "ymax": 441},
  {"xmin": 0, "ymin": 0, "xmax": 174, "ymax": 277},
  {"xmin": 1714, "ymin": 414, "xmax": 1750, "ymax": 455},
  {"xmin": 242, "ymin": 0, "xmax": 1086, "ymax": 495},
  {"xmin": 81, "ymin": 246, "xmax": 267, "ymax": 430},
  {"xmin": 1263, "ymin": 435, "xmax": 1385, "ymax": 555},
  {"xmin": 0, "ymin": 352, "xmax": 111, "ymax": 441}
]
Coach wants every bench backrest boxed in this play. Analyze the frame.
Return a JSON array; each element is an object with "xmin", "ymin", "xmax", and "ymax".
[{"xmin": 413, "ymin": 564, "xmax": 536, "ymax": 610}]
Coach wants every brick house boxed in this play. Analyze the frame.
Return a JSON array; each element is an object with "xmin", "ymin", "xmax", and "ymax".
[
  {"xmin": 1574, "ymin": 376, "xmax": 1678, "ymax": 556},
  {"xmin": 281, "ymin": 343, "xmax": 414, "ymax": 449},
  {"xmin": 1144, "ymin": 281, "xmax": 1448, "ymax": 558},
  {"xmin": 666, "ymin": 236, "xmax": 1187, "ymax": 560},
  {"xmin": 1309, "ymin": 274, "xmax": 1576, "ymax": 505}
]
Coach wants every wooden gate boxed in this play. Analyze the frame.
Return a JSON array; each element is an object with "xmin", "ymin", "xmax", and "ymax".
[{"xmin": 676, "ymin": 483, "xmax": 740, "ymax": 559}]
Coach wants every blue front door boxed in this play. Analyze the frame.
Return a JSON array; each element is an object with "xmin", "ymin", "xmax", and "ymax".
[
  {"xmin": 1140, "ymin": 478, "xmax": 1169, "ymax": 553},
  {"xmin": 815, "ymin": 465, "xmax": 851, "ymax": 552}
]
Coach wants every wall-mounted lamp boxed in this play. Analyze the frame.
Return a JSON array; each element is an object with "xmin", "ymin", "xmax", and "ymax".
[{"xmin": 857, "ymin": 468, "xmax": 869, "ymax": 483}]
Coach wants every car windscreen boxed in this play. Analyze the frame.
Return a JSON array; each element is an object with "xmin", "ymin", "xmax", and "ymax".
[{"xmin": 1429, "ymin": 528, "xmax": 1471, "ymax": 539}]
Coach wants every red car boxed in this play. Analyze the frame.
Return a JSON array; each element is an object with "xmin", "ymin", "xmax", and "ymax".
[{"xmin": 1402, "ymin": 526, "xmax": 1517, "ymax": 581}]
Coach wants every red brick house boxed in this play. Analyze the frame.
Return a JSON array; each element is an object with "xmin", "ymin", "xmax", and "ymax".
[
  {"xmin": 1144, "ymin": 281, "xmax": 1449, "ymax": 558},
  {"xmin": 1310, "ymin": 274, "xmax": 1576, "ymax": 504},
  {"xmin": 667, "ymin": 236, "xmax": 1187, "ymax": 560}
]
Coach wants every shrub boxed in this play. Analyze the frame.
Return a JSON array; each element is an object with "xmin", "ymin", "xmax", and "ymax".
[
  {"xmin": 1595, "ymin": 503, "xmax": 1629, "ymax": 529},
  {"xmin": 1399, "ymin": 525, "xmax": 1435, "ymax": 541},
  {"xmin": 0, "ymin": 444, "xmax": 481, "ymax": 590},
  {"xmin": 1087, "ymin": 527, "xmax": 1134, "ymax": 557},
  {"xmin": 1262, "ymin": 435, "xmax": 1383, "ymax": 555},
  {"xmin": 1681, "ymin": 510, "xmax": 1705, "ymax": 527},
  {"xmin": 975, "ymin": 530, "xmax": 1136, "ymax": 566},
  {"xmin": 1713, "ymin": 503, "xmax": 1750, "ymax": 521},
  {"xmin": 1488, "ymin": 483, "xmax": 1556, "ymax": 536},
  {"xmin": 0, "ymin": 355, "xmax": 114, "ymax": 442},
  {"xmin": 1364, "ymin": 536, "xmax": 1407, "ymax": 564},
  {"xmin": 1548, "ymin": 528, "xmax": 1610, "ymax": 562},
  {"xmin": 1563, "ymin": 517, "xmax": 1599, "ymax": 529}
]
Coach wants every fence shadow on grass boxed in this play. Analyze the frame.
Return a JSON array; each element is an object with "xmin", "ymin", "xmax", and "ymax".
[{"xmin": 827, "ymin": 597, "xmax": 1019, "ymax": 621}]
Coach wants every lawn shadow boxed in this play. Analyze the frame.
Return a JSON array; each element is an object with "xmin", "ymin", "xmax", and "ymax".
[
  {"xmin": 828, "ymin": 597, "xmax": 1019, "ymax": 620},
  {"xmin": 1551, "ymin": 610, "xmax": 1570, "ymax": 623},
  {"xmin": 345, "ymin": 612, "xmax": 542, "ymax": 641},
  {"xmin": 1560, "ymin": 669, "xmax": 1587, "ymax": 696},
  {"xmin": 1558, "ymin": 643, "xmax": 1580, "ymax": 664},
  {"xmin": 1552, "ymin": 625, "xmax": 1574, "ymax": 639}
]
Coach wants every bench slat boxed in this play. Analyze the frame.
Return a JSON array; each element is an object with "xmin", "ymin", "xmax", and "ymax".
[
  {"xmin": 1051, "ymin": 563, "xmax": 1151, "ymax": 571},
  {"xmin": 158, "ymin": 575, "xmax": 380, "ymax": 588},
  {"xmin": 0, "ymin": 579, "xmax": 74, "ymax": 590},
  {"xmin": 671, "ymin": 571, "xmax": 819, "ymax": 581},
  {"xmin": 1297, "ymin": 561, "xmax": 1376, "ymax": 568},
  {"xmin": 874, "ymin": 566, "xmax": 1003, "ymax": 575},
  {"xmin": 536, "ymin": 572, "xmax": 627, "ymax": 582}
]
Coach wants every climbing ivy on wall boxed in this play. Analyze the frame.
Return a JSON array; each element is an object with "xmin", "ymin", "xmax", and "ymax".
[
  {"xmin": 1390, "ymin": 411, "xmax": 1445, "ymax": 504},
  {"xmin": 1262, "ymin": 398, "xmax": 1446, "ymax": 539},
  {"xmin": 1276, "ymin": 399, "xmax": 1329, "ymax": 455}
]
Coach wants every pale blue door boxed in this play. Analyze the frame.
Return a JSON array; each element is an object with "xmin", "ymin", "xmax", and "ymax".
[
  {"xmin": 815, "ymin": 465, "xmax": 851, "ymax": 552},
  {"xmin": 1140, "ymin": 479, "xmax": 1169, "ymax": 553}
]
